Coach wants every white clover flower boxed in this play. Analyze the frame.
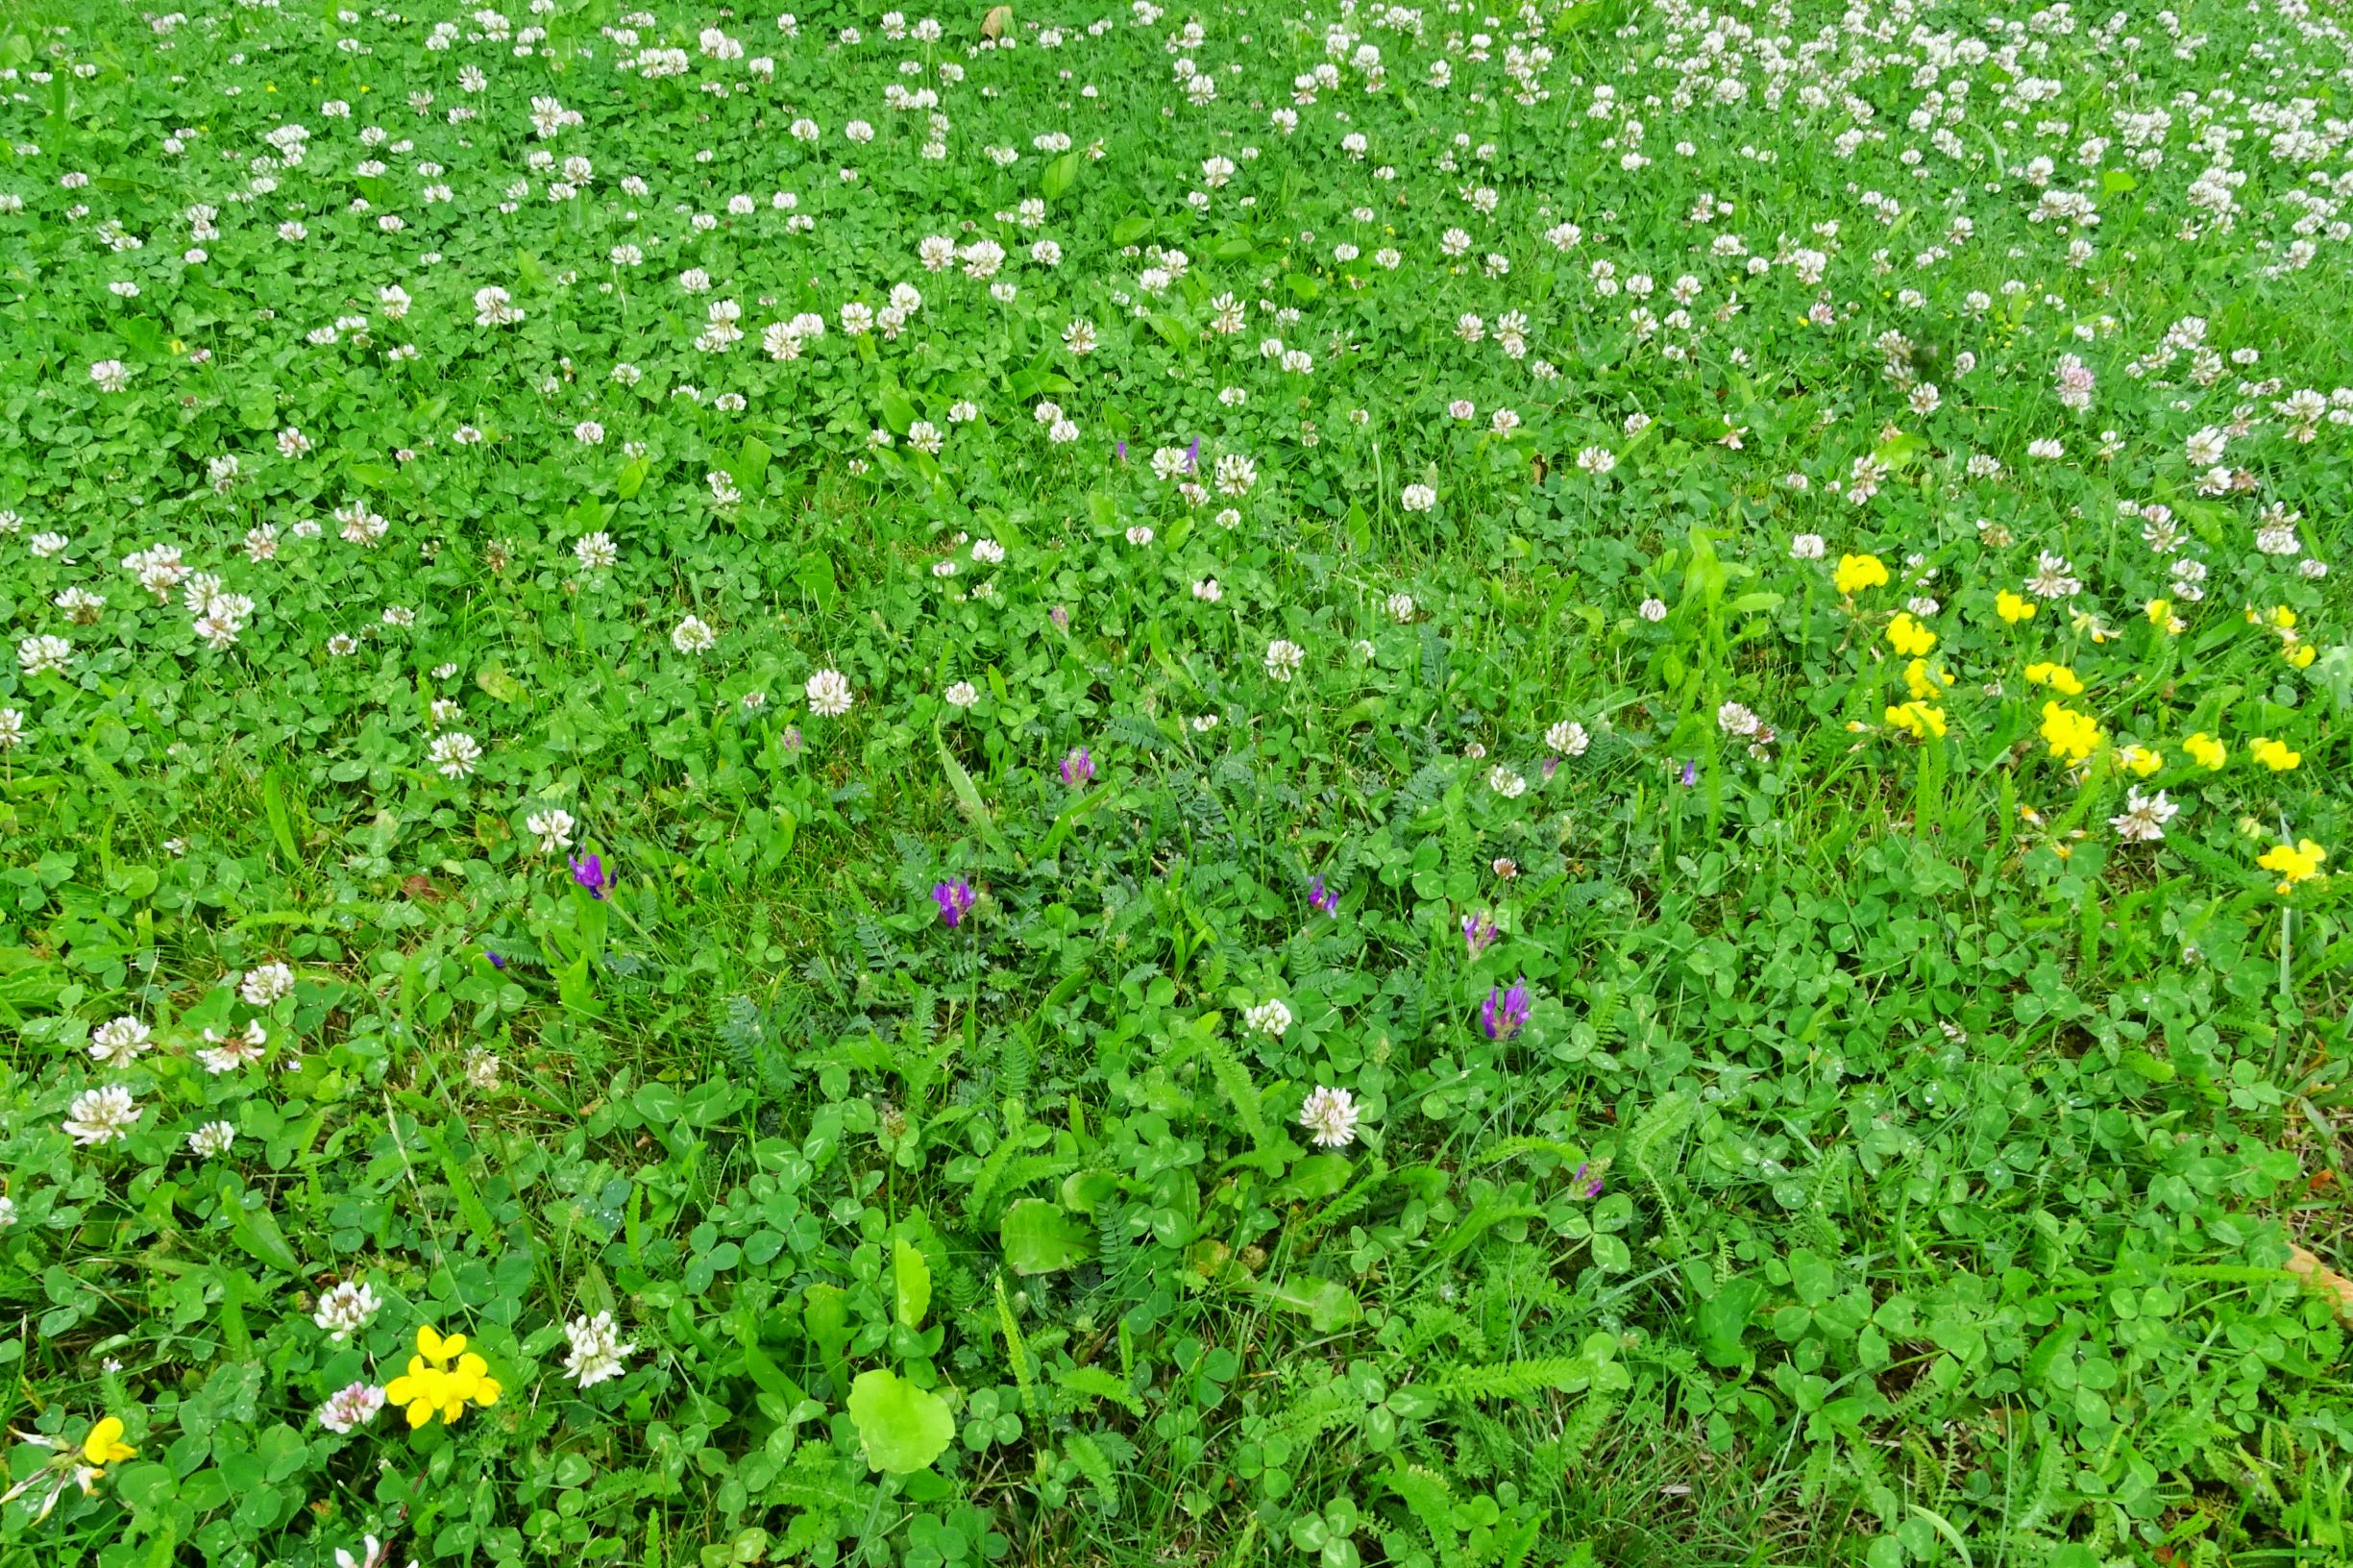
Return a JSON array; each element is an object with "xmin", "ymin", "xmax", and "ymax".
[
  {"xmin": 187, "ymin": 1120, "xmax": 236, "ymax": 1158},
  {"xmin": 2110, "ymin": 788, "xmax": 2180, "ymax": 844},
  {"xmin": 88, "ymin": 1016, "xmax": 154, "ymax": 1066},
  {"xmin": 312, "ymin": 1279, "xmax": 382, "ymax": 1340},
  {"xmin": 1546, "ymin": 721, "xmax": 1590, "ymax": 757},
  {"xmin": 63, "ymin": 1085, "xmax": 140, "ymax": 1146},
  {"xmin": 527, "ymin": 808, "xmax": 576, "ymax": 853},
  {"xmin": 1400, "ymin": 483, "xmax": 1435, "ymax": 513},
  {"xmin": 575, "ymin": 532, "xmax": 618, "ymax": 571},
  {"xmin": 563, "ymin": 1311, "xmax": 638, "ymax": 1388},
  {"xmin": 197, "ymin": 1019, "xmax": 268, "ymax": 1072},
  {"xmin": 1385, "ymin": 593, "xmax": 1414, "ymax": 623},
  {"xmin": 429, "ymin": 732, "xmax": 482, "ymax": 779},
  {"xmin": 1264, "ymin": 639, "xmax": 1306, "ymax": 682},
  {"xmin": 1487, "ymin": 765, "xmax": 1527, "ymax": 798},
  {"xmin": 1297, "ymin": 1086, "xmax": 1360, "ymax": 1148},
  {"xmin": 241, "ymin": 962, "xmax": 295, "ymax": 1006},
  {"xmin": 672, "ymin": 616, "xmax": 717, "ymax": 654},
  {"xmin": 806, "ymin": 669, "xmax": 853, "ymax": 717},
  {"xmin": 316, "ymin": 1383, "xmax": 386, "ymax": 1434},
  {"xmin": 1790, "ymin": 534, "xmax": 1826, "ymax": 560},
  {"xmin": 1639, "ymin": 598, "xmax": 1668, "ymax": 623},
  {"xmin": 945, "ymin": 680, "xmax": 978, "ymax": 709},
  {"xmin": 1244, "ymin": 997, "xmax": 1292, "ymax": 1037},
  {"xmin": 17, "ymin": 634, "xmax": 71, "ymax": 676}
]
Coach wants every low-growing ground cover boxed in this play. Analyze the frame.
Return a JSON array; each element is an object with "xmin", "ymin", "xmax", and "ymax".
[{"xmin": 0, "ymin": 0, "xmax": 2348, "ymax": 1563}]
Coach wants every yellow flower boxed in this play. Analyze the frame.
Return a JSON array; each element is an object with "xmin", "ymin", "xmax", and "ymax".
[
  {"xmin": 2024, "ymin": 662, "xmax": 2085, "ymax": 697},
  {"xmin": 2184, "ymin": 732, "xmax": 2227, "ymax": 770},
  {"xmin": 2145, "ymin": 598, "xmax": 2185, "ymax": 633},
  {"xmin": 2251, "ymin": 737, "xmax": 2301, "ymax": 772},
  {"xmin": 2117, "ymin": 745, "xmax": 2162, "ymax": 778},
  {"xmin": 2039, "ymin": 700, "xmax": 2101, "ymax": 764},
  {"xmin": 1886, "ymin": 612, "xmax": 1936, "ymax": 657},
  {"xmin": 1884, "ymin": 701, "xmax": 1948, "ymax": 739},
  {"xmin": 384, "ymin": 1326, "xmax": 503, "ymax": 1428},
  {"xmin": 1996, "ymin": 591, "xmax": 2038, "ymax": 625},
  {"xmin": 1833, "ymin": 553, "xmax": 1889, "ymax": 596},
  {"xmin": 1901, "ymin": 657, "xmax": 1950, "ymax": 701},
  {"xmin": 2270, "ymin": 605, "xmax": 2297, "ymax": 629},
  {"xmin": 81, "ymin": 1417, "xmax": 135, "ymax": 1470},
  {"xmin": 2258, "ymin": 839, "xmax": 2327, "ymax": 894},
  {"xmin": 2287, "ymin": 642, "xmax": 2316, "ymax": 669}
]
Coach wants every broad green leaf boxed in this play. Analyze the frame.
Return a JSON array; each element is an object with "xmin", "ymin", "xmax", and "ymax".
[
  {"xmin": 794, "ymin": 551, "xmax": 838, "ymax": 612},
  {"xmin": 1262, "ymin": 1276, "xmax": 1360, "ymax": 1332},
  {"xmin": 1000, "ymin": 1198, "xmax": 1091, "ymax": 1274},
  {"xmin": 894, "ymin": 1235, "xmax": 931, "ymax": 1329},
  {"xmin": 937, "ymin": 734, "xmax": 1005, "ymax": 850},
  {"xmin": 1693, "ymin": 1278, "xmax": 1764, "ymax": 1368},
  {"xmin": 222, "ymin": 1187, "xmax": 301, "ymax": 1274},
  {"xmin": 1041, "ymin": 149, "xmax": 1083, "ymax": 200},
  {"xmin": 846, "ymin": 1368, "xmax": 954, "ymax": 1473}
]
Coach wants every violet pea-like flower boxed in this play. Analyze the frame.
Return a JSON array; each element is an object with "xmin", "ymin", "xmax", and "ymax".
[
  {"xmin": 569, "ymin": 852, "xmax": 609, "ymax": 900},
  {"xmin": 933, "ymin": 878, "xmax": 975, "ymax": 928},
  {"xmin": 1482, "ymin": 976, "xmax": 1531, "ymax": 1040}
]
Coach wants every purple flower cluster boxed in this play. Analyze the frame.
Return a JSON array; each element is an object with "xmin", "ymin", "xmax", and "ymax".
[
  {"xmin": 1309, "ymin": 875, "xmax": 1338, "ymax": 918},
  {"xmin": 933, "ymin": 878, "xmax": 975, "ymax": 928},
  {"xmin": 569, "ymin": 853, "xmax": 609, "ymax": 900},
  {"xmin": 1482, "ymin": 977, "xmax": 1531, "ymax": 1040},
  {"xmin": 1461, "ymin": 911, "xmax": 1498, "ymax": 959}
]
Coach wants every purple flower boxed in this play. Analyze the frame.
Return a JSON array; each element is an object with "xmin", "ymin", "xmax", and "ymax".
[
  {"xmin": 1461, "ymin": 911, "xmax": 1498, "ymax": 959},
  {"xmin": 933, "ymin": 878, "xmax": 975, "ymax": 928},
  {"xmin": 1541, "ymin": 756, "xmax": 1560, "ymax": 780},
  {"xmin": 1481, "ymin": 977, "xmax": 1531, "ymax": 1040},
  {"xmin": 1679, "ymin": 759, "xmax": 1699, "ymax": 787},
  {"xmin": 1115, "ymin": 439, "xmax": 1128, "ymax": 464},
  {"xmin": 1572, "ymin": 1162, "xmax": 1605, "ymax": 1199},
  {"xmin": 1309, "ymin": 875, "xmax": 1338, "ymax": 917},
  {"xmin": 485, "ymin": 950, "xmax": 506, "ymax": 970},
  {"xmin": 1060, "ymin": 746, "xmax": 1094, "ymax": 787},
  {"xmin": 1049, "ymin": 604, "xmax": 1070, "ymax": 631},
  {"xmin": 1185, "ymin": 436, "xmax": 1200, "ymax": 474},
  {"xmin": 569, "ymin": 852, "xmax": 609, "ymax": 900},
  {"xmin": 781, "ymin": 725, "xmax": 804, "ymax": 753}
]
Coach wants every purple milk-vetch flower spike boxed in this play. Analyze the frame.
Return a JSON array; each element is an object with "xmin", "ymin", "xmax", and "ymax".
[
  {"xmin": 1462, "ymin": 911, "xmax": 1498, "ymax": 959},
  {"xmin": 933, "ymin": 878, "xmax": 975, "ymax": 927},
  {"xmin": 1309, "ymin": 875, "xmax": 1338, "ymax": 917},
  {"xmin": 486, "ymin": 950, "xmax": 506, "ymax": 970},
  {"xmin": 569, "ymin": 852, "xmax": 609, "ymax": 899},
  {"xmin": 1680, "ymin": 758, "xmax": 1699, "ymax": 787},
  {"xmin": 1542, "ymin": 756, "xmax": 1561, "ymax": 780},
  {"xmin": 1115, "ymin": 439, "xmax": 1128, "ymax": 464},
  {"xmin": 1060, "ymin": 746, "xmax": 1094, "ymax": 787},
  {"xmin": 1482, "ymin": 976, "xmax": 1531, "ymax": 1040},
  {"xmin": 1185, "ymin": 437, "xmax": 1200, "ymax": 474},
  {"xmin": 1049, "ymin": 604, "xmax": 1070, "ymax": 630}
]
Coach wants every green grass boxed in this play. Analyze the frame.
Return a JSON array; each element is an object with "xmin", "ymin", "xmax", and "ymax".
[{"xmin": 0, "ymin": 0, "xmax": 2349, "ymax": 1565}]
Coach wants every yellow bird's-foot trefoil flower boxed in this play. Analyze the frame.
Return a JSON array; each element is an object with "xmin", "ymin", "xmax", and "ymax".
[
  {"xmin": 384, "ymin": 1326, "xmax": 502, "ymax": 1428},
  {"xmin": 2259, "ymin": 839, "xmax": 2327, "ymax": 894}
]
